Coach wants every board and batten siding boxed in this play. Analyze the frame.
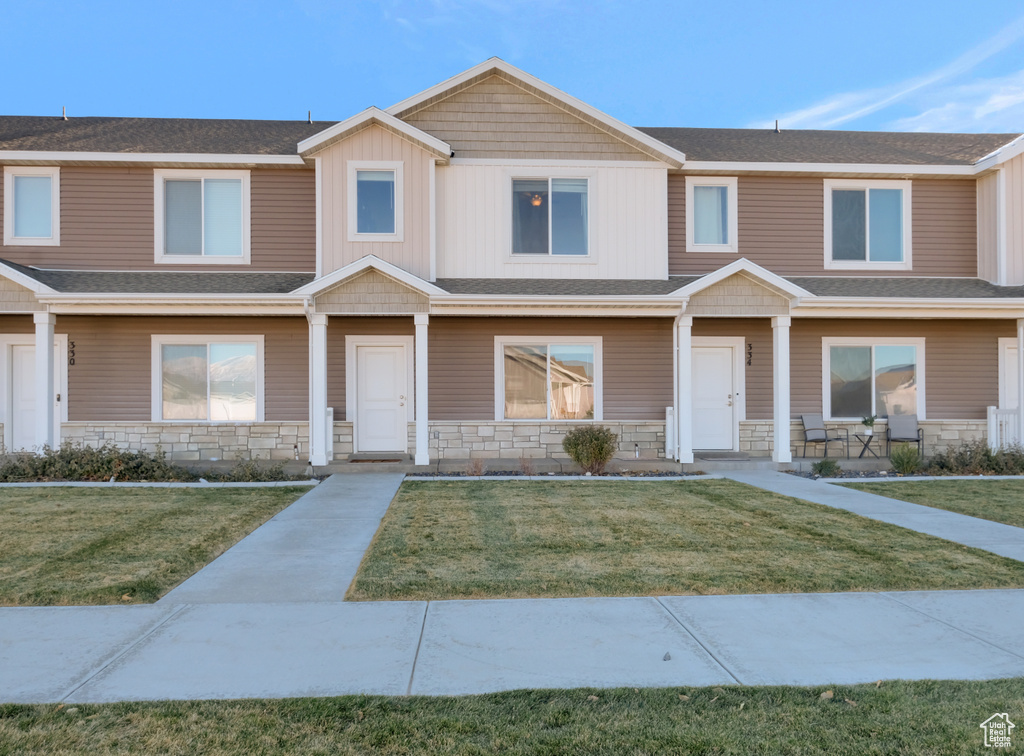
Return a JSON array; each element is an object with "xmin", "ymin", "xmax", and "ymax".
[
  {"xmin": 428, "ymin": 317, "xmax": 673, "ymax": 421},
  {"xmin": 436, "ymin": 163, "xmax": 668, "ymax": 279},
  {"xmin": 402, "ymin": 75, "xmax": 655, "ymax": 162},
  {"xmin": 1002, "ymin": 152, "xmax": 1024, "ymax": 285},
  {"xmin": 669, "ymin": 175, "xmax": 978, "ymax": 277},
  {"xmin": 50, "ymin": 316, "xmax": 308, "ymax": 422},
  {"xmin": 318, "ymin": 125, "xmax": 433, "ymax": 280},
  {"xmin": 0, "ymin": 167, "xmax": 315, "ymax": 271},
  {"xmin": 976, "ymin": 171, "xmax": 999, "ymax": 283},
  {"xmin": 789, "ymin": 319, "xmax": 1014, "ymax": 420}
]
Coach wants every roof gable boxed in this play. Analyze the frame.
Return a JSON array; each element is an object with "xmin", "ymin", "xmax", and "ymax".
[{"xmin": 298, "ymin": 107, "xmax": 450, "ymax": 160}]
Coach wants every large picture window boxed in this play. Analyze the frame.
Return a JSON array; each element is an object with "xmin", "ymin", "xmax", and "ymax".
[
  {"xmin": 824, "ymin": 179, "xmax": 911, "ymax": 270},
  {"xmin": 823, "ymin": 338, "xmax": 924, "ymax": 420},
  {"xmin": 496, "ymin": 337, "xmax": 601, "ymax": 420},
  {"xmin": 152, "ymin": 336, "xmax": 264, "ymax": 422},
  {"xmin": 685, "ymin": 176, "xmax": 737, "ymax": 253},
  {"xmin": 3, "ymin": 166, "xmax": 60, "ymax": 246},
  {"xmin": 154, "ymin": 170, "xmax": 250, "ymax": 264},
  {"xmin": 512, "ymin": 178, "xmax": 588, "ymax": 256}
]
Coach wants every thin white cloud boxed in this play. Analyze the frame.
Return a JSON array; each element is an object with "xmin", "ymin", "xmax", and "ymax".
[
  {"xmin": 887, "ymin": 69, "xmax": 1024, "ymax": 133},
  {"xmin": 751, "ymin": 16, "xmax": 1024, "ymax": 130}
]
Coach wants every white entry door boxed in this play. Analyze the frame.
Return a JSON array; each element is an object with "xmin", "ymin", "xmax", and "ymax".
[
  {"xmin": 692, "ymin": 344, "xmax": 739, "ymax": 450},
  {"xmin": 6, "ymin": 339, "xmax": 64, "ymax": 452},
  {"xmin": 355, "ymin": 344, "xmax": 408, "ymax": 452},
  {"xmin": 1000, "ymin": 340, "xmax": 1018, "ymax": 409}
]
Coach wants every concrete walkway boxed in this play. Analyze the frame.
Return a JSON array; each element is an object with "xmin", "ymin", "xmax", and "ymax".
[
  {"xmin": 2, "ymin": 473, "xmax": 1024, "ymax": 703},
  {"xmin": 723, "ymin": 470, "xmax": 1024, "ymax": 562}
]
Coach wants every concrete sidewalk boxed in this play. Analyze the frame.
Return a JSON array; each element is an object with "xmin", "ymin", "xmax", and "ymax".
[
  {"xmin": 3, "ymin": 472, "xmax": 1024, "ymax": 703},
  {"xmin": 723, "ymin": 470, "xmax": 1024, "ymax": 562}
]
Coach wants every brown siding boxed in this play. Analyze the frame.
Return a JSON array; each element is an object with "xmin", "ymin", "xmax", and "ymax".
[
  {"xmin": 669, "ymin": 175, "xmax": 978, "ymax": 277},
  {"xmin": 428, "ymin": 317, "xmax": 673, "ymax": 421},
  {"xmin": 0, "ymin": 167, "xmax": 315, "ymax": 272},
  {"xmin": 693, "ymin": 319, "xmax": 774, "ymax": 419},
  {"xmin": 0, "ymin": 314, "xmax": 34, "ymax": 334},
  {"xmin": 57, "ymin": 316, "xmax": 308, "ymax": 421},
  {"xmin": 326, "ymin": 317, "xmax": 416, "ymax": 417},
  {"xmin": 403, "ymin": 76, "xmax": 654, "ymax": 162},
  {"xmin": 789, "ymin": 319, "xmax": 1014, "ymax": 420}
]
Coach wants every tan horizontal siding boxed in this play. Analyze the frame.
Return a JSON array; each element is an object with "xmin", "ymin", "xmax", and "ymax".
[
  {"xmin": 428, "ymin": 317, "xmax": 673, "ymax": 421},
  {"xmin": 403, "ymin": 76, "xmax": 652, "ymax": 161},
  {"xmin": 0, "ymin": 167, "xmax": 314, "ymax": 272},
  {"xmin": 789, "ymin": 319, "xmax": 1014, "ymax": 420},
  {"xmin": 669, "ymin": 175, "xmax": 978, "ymax": 277},
  {"xmin": 55, "ymin": 316, "xmax": 308, "ymax": 422},
  {"xmin": 326, "ymin": 317, "xmax": 416, "ymax": 418},
  {"xmin": 693, "ymin": 319, "xmax": 774, "ymax": 419},
  {"xmin": 0, "ymin": 314, "xmax": 34, "ymax": 334}
]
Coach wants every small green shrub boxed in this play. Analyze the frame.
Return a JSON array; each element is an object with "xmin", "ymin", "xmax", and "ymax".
[
  {"xmin": 811, "ymin": 458, "xmax": 841, "ymax": 477},
  {"xmin": 0, "ymin": 442, "xmax": 196, "ymax": 482},
  {"xmin": 925, "ymin": 439, "xmax": 1024, "ymax": 476},
  {"xmin": 889, "ymin": 443, "xmax": 922, "ymax": 475},
  {"xmin": 562, "ymin": 426, "xmax": 618, "ymax": 475},
  {"xmin": 212, "ymin": 457, "xmax": 292, "ymax": 482}
]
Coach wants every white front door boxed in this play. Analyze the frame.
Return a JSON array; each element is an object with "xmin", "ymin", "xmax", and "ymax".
[
  {"xmin": 1000, "ymin": 340, "xmax": 1018, "ymax": 409},
  {"xmin": 355, "ymin": 344, "xmax": 408, "ymax": 452},
  {"xmin": 692, "ymin": 345, "xmax": 738, "ymax": 450},
  {"xmin": 6, "ymin": 339, "xmax": 64, "ymax": 452}
]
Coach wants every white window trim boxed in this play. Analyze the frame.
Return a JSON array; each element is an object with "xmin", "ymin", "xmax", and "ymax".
[
  {"xmin": 153, "ymin": 169, "xmax": 251, "ymax": 265},
  {"xmin": 347, "ymin": 161, "xmax": 404, "ymax": 242},
  {"xmin": 493, "ymin": 335, "xmax": 603, "ymax": 421},
  {"xmin": 3, "ymin": 166, "xmax": 60, "ymax": 246},
  {"xmin": 823, "ymin": 178, "xmax": 912, "ymax": 271},
  {"xmin": 344, "ymin": 335, "xmax": 415, "ymax": 422},
  {"xmin": 151, "ymin": 335, "xmax": 265, "ymax": 422},
  {"xmin": 506, "ymin": 169, "xmax": 595, "ymax": 261},
  {"xmin": 821, "ymin": 336, "xmax": 926, "ymax": 421},
  {"xmin": 685, "ymin": 176, "xmax": 738, "ymax": 253}
]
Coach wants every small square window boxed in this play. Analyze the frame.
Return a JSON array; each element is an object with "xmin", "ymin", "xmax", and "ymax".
[
  {"xmin": 825, "ymin": 180, "xmax": 911, "ymax": 270},
  {"xmin": 3, "ymin": 166, "xmax": 60, "ymax": 246},
  {"xmin": 685, "ymin": 176, "xmax": 737, "ymax": 253},
  {"xmin": 348, "ymin": 161, "xmax": 404, "ymax": 241},
  {"xmin": 511, "ymin": 177, "xmax": 589, "ymax": 256},
  {"xmin": 154, "ymin": 170, "xmax": 250, "ymax": 264}
]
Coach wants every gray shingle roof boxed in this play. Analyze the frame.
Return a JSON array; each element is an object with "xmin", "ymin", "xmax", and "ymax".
[
  {"xmin": 637, "ymin": 127, "xmax": 1020, "ymax": 165},
  {"xmin": 433, "ymin": 279, "xmax": 693, "ymax": 296},
  {"xmin": 0, "ymin": 116, "xmax": 332, "ymax": 155},
  {"xmin": 790, "ymin": 277, "xmax": 1024, "ymax": 299}
]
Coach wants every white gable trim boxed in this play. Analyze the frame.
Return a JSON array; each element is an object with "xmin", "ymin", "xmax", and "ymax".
[
  {"xmin": 670, "ymin": 258, "xmax": 813, "ymax": 300},
  {"xmin": 298, "ymin": 107, "xmax": 451, "ymax": 159},
  {"xmin": 291, "ymin": 255, "xmax": 448, "ymax": 298},
  {"xmin": 0, "ymin": 262, "xmax": 57, "ymax": 294},
  {"xmin": 385, "ymin": 58, "xmax": 686, "ymax": 168}
]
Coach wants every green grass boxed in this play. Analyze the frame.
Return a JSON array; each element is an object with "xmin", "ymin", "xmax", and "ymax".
[
  {"xmin": 843, "ymin": 479, "xmax": 1024, "ymax": 529},
  {"xmin": 1, "ymin": 680, "xmax": 1021, "ymax": 754},
  {"xmin": 347, "ymin": 480, "xmax": 1024, "ymax": 601},
  {"xmin": 0, "ymin": 487, "xmax": 307, "ymax": 605}
]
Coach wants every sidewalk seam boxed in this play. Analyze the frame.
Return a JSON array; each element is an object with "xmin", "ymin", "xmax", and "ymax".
[
  {"xmin": 879, "ymin": 592, "xmax": 1024, "ymax": 662},
  {"xmin": 406, "ymin": 602, "xmax": 431, "ymax": 696},
  {"xmin": 59, "ymin": 603, "xmax": 190, "ymax": 702},
  {"xmin": 654, "ymin": 597, "xmax": 743, "ymax": 685}
]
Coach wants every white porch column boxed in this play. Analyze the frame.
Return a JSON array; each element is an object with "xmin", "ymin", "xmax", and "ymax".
[
  {"xmin": 676, "ymin": 315, "xmax": 693, "ymax": 464},
  {"xmin": 1017, "ymin": 318, "xmax": 1024, "ymax": 445},
  {"xmin": 33, "ymin": 312, "xmax": 56, "ymax": 451},
  {"xmin": 308, "ymin": 313, "xmax": 329, "ymax": 467},
  {"xmin": 772, "ymin": 315, "xmax": 792, "ymax": 463},
  {"xmin": 414, "ymin": 313, "xmax": 430, "ymax": 465}
]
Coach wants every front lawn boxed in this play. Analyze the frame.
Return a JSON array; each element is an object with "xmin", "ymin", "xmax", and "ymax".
[
  {"xmin": 843, "ymin": 480, "xmax": 1024, "ymax": 529},
  {"xmin": 0, "ymin": 487, "xmax": 307, "ymax": 605},
  {"xmin": 1, "ymin": 680, "xmax": 1020, "ymax": 755},
  {"xmin": 347, "ymin": 480, "xmax": 1024, "ymax": 601}
]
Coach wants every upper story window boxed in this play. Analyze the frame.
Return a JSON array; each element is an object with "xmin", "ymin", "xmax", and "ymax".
[
  {"xmin": 824, "ymin": 179, "xmax": 911, "ymax": 270},
  {"xmin": 512, "ymin": 177, "xmax": 589, "ymax": 256},
  {"xmin": 686, "ymin": 176, "xmax": 737, "ymax": 253},
  {"xmin": 3, "ymin": 166, "xmax": 60, "ymax": 246},
  {"xmin": 154, "ymin": 169, "xmax": 250, "ymax": 264},
  {"xmin": 348, "ymin": 161, "xmax": 404, "ymax": 242}
]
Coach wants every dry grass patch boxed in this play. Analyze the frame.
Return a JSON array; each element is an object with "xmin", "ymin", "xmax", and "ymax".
[
  {"xmin": 844, "ymin": 479, "xmax": 1024, "ymax": 529},
  {"xmin": 1, "ymin": 679, "xmax": 1022, "ymax": 755},
  {"xmin": 0, "ymin": 487, "xmax": 307, "ymax": 605},
  {"xmin": 348, "ymin": 480, "xmax": 1024, "ymax": 601}
]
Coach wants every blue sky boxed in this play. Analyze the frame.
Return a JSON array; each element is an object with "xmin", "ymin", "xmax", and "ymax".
[{"xmin": 4, "ymin": 0, "xmax": 1024, "ymax": 133}]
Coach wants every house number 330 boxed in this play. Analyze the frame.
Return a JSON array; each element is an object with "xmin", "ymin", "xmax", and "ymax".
[{"xmin": 68, "ymin": 341, "xmax": 76, "ymax": 366}]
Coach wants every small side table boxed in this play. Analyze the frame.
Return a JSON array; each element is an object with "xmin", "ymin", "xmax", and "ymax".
[{"xmin": 854, "ymin": 433, "xmax": 879, "ymax": 458}]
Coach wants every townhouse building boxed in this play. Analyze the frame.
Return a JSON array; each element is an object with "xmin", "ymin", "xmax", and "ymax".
[{"xmin": 1, "ymin": 59, "xmax": 1023, "ymax": 467}]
